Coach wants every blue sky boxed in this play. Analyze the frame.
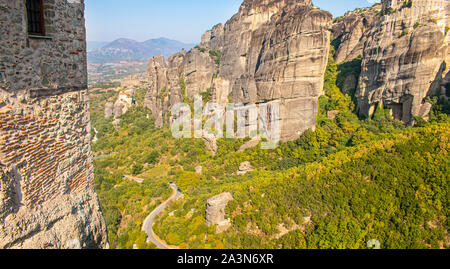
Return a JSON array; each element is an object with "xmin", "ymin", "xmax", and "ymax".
[{"xmin": 85, "ymin": 0, "xmax": 380, "ymax": 43}]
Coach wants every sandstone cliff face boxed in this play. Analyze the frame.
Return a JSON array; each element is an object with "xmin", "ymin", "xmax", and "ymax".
[
  {"xmin": 143, "ymin": 0, "xmax": 449, "ymax": 141},
  {"xmin": 144, "ymin": 48, "xmax": 217, "ymax": 128},
  {"xmin": 357, "ymin": 1, "xmax": 449, "ymax": 124},
  {"xmin": 332, "ymin": 4, "xmax": 381, "ymax": 63},
  {"xmin": 216, "ymin": 0, "xmax": 332, "ymax": 142},
  {"xmin": 200, "ymin": 23, "xmax": 225, "ymax": 51},
  {"xmin": 105, "ymin": 74, "xmax": 146, "ymax": 120},
  {"xmin": 0, "ymin": 187, "xmax": 106, "ymax": 249},
  {"xmin": 144, "ymin": 55, "xmax": 172, "ymax": 128},
  {"xmin": 0, "ymin": 0, "xmax": 107, "ymax": 248},
  {"xmin": 144, "ymin": 0, "xmax": 332, "ymax": 143},
  {"xmin": 182, "ymin": 48, "xmax": 217, "ymax": 98}
]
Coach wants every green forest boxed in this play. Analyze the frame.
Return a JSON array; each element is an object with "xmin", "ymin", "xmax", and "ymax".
[{"xmin": 89, "ymin": 45, "xmax": 450, "ymax": 249}]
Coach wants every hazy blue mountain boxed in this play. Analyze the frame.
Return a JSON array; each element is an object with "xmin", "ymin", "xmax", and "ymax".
[
  {"xmin": 88, "ymin": 38, "xmax": 196, "ymax": 63},
  {"xmin": 87, "ymin": 41, "xmax": 110, "ymax": 52}
]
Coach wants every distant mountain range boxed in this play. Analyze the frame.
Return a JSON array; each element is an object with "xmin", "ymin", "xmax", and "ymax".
[
  {"xmin": 87, "ymin": 41, "xmax": 109, "ymax": 52},
  {"xmin": 87, "ymin": 38, "xmax": 196, "ymax": 64}
]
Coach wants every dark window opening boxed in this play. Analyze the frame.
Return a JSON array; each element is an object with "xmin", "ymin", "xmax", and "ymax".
[{"xmin": 26, "ymin": 0, "xmax": 45, "ymax": 36}]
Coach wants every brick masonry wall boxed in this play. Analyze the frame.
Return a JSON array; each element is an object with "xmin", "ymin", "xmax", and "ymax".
[
  {"xmin": 0, "ymin": 0, "xmax": 107, "ymax": 248},
  {"xmin": 0, "ymin": 0, "xmax": 91, "ymax": 207},
  {"xmin": 0, "ymin": 91, "xmax": 93, "ymax": 209}
]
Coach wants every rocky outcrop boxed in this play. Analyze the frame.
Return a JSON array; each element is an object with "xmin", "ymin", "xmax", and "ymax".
[
  {"xmin": 200, "ymin": 24, "xmax": 225, "ymax": 51},
  {"xmin": 104, "ymin": 89, "xmax": 134, "ymax": 127},
  {"xmin": 182, "ymin": 48, "xmax": 217, "ymax": 98},
  {"xmin": 202, "ymin": 135, "xmax": 218, "ymax": 157},
  {"xmin": 143, "ymin": 0, "xmax": 332, "ymax": 144},
  {"xmin": 237, "ymin": 161, "xmax": 254, "ymax": 175},
  {"xmin": 205, "ymin": 192, "xmax": 233, "ymax": 234},
  {"xmin": 144, "ymin": 55, "xmax": 173, "ymax": 128},
  {"xmin": 105, "ymin": 75, "xmax": 145, "ymax": 121},
  {"xmin": 0, "ymin": 188, "xmax": 107, "ymax": 249},
  {"xmin": 120, "ymin": 73, "xmax": 147, "ymax": 89},
  {"xmin": 104, "ymin": 102, "xmax": 114, "ymax": 118},
  {"xmin": 327, "ymin": 110, "xmax": 340, "ymax": 120},
  {"xmin": 144, "ymin": 48, "xmax": 216, "ymax": 128},
  {"xmin": 113, "ymin": 90, "xmax": 135, "ymax": 118},
  {"xmin": 332, "ymin": 4, "xmax": 382, "ymax": 63},
  {"xmin": 195, "ymin": 166, "xmax": 203, "ymax": 174},
  {"xmin": 357, "ymin": 0, "xmax": 449, "ymax": 124},
  {"xmin": 215, "ymin": 0, "xmax": 332, "ymax": 142},
  {"xmin": 238, "ymin": 136, "xmax": 261, "ymax": 152}
]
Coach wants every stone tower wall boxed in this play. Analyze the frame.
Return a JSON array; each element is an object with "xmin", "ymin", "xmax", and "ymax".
[{"xmin": 0, "ymin": 0, "xmax": 107, "ymax": 249}]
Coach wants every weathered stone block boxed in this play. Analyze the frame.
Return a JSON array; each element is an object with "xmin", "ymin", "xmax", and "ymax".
[{"xmin": 205, "ymin": 192, "xmax": 233, "ymax": 234}]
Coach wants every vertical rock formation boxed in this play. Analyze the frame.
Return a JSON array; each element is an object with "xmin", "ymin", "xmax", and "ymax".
[
  {"xmin": 0, "ymin": 0, "xmax": 107, "ymax": 248},
  {"xmin": 200, "ymin": 23, "xmax": 225, "ymax": 51},
  {"xmin": 215, "ymin": 0, "xmax": 332, "ymax": 142},
  {"xmin": 113, "ymin": 91, "xmax": 134, "ymax": 118},
  {"xmin": 144, "ymin": 0, "xmax": 332, "ymax": 143},
  {"xmin": 356, "ymin": 0, "xmax": 449, "ymax": 124},
  {"xmin": 183, "ymin": 49, "xmax": 217, "ymax": 98},
  {"xmin": 105, "ymin": 74, "xmax": 147, "ymax": 120},
  {"xmin": 332, "ymin": 4, "xmax": 382, "ymax": 63},
  {"xmin": 144, "ymin": 55, "xmax": 172, "ymax": 128},
  {"xmin": 104, "ymin": 102, "xmax": 114, "ymax": 119},
  {"xmin": 205, "ymin": 192, "xmax": 233, "ymax": 234},
  {"xmin": 144, "ymin": 47, "xmax": 217, "ymax": 128}
]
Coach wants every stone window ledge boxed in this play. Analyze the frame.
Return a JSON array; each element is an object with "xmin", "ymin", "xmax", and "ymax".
[{"xmin": 28, "ymin": 34, "xmax": 53, "ymax": 40}]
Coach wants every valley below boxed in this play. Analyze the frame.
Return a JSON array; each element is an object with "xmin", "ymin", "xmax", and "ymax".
[{"xmin": 87, "ymin": 0, "xmax": 450, "ymax": 250}]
